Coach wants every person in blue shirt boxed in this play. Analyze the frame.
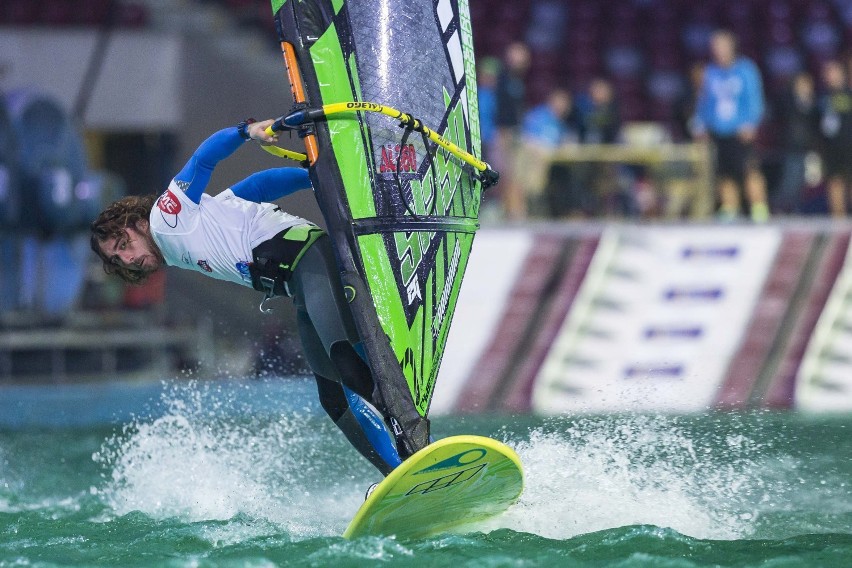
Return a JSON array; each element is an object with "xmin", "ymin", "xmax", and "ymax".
[
  {"xmin": 89, "ymin": 119, "xmax": 404, "ymax": 483},
  {"xmin": 518, "ymin": 89, "xmax": 581, "ymax": 217},
  {"xmin": 694, "ymin": 30, "xmax": 769, "ymax": 222}
]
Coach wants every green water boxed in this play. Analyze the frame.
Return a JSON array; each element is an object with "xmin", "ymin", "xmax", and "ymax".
[{"xmin": 1, "ymin": 379, "xmax": 850, "ymax": 567}]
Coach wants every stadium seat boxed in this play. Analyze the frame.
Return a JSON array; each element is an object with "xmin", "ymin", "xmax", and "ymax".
[
  {"xmin": 2, "ymin": 0, "xmax": 39, "ymax": 25},
  {"xmin": 77, "ymin": 0, "xmax": 113, "ymax": 26},
  {"xmin": 605, "ymin": 46, "xmax": 644, "ymax": 79},
  {"xmin": 197, "ymin": 0, "xmax": 852, "ymax": 132},
  {"xmin": 647, "ymin": 71, "xmax": 685, "ymax": 105},
  {"xmin": 41, "ymin": 0, "xmax": 76, "ymax": 26}
]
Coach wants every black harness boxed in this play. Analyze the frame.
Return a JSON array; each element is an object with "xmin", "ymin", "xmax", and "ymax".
[{"xmin": 248, "ymin": 224, "xmax": 325, "ymax": 312}]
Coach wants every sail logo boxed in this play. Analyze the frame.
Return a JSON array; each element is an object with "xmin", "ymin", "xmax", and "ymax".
[
  {"xmin": 407, "ymin": 278, "xmax": 422, "ymax": 304},
  {"xmin": 394, "ymin": 99, "xmax": 467, "ymax": 309},
  {"xmin": 379, "ymin": 144, "xmax": 418, "ymax": 174},
  {"xmin": 432, "ymin": 240, "xmax": 461, "ymax": 339}
]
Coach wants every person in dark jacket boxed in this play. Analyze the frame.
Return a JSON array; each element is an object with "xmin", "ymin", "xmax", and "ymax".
[
  {"xmin": 493, "ymin": 41, "xmax": 530, "ymax": 219},
  {"xmin": 819, "ymin": 60, "xmax": 852, "ymax": 217},
  {"xmin": 581, "ymin": 78, "xmax": 621, "ymax": 144},
  {"xmin": 774, "ymin": 72, "xmax": 820, "ymax": 214}
]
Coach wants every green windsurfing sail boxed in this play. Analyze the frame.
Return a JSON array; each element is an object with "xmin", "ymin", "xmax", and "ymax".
[{"xmin": 270, "ymin": 0, "xmax": 488, "ymax": 456}]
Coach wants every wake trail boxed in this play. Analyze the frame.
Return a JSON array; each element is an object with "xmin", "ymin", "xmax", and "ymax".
[{"xmin": 489, "ymin": 415, "xmax": 783, "ymax": 540}]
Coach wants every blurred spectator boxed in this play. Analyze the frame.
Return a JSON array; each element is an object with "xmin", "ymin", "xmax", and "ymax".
[
  {"xmin": 667, "ymin": 62, "xmax": 714, "ymax": 219},
  {"xmin": 818, "ymin": 60, "xmax": 852, "ymax": 217},
  {"xmin": 493, "ymin": 41, "xmax": 531, "ymax": 220},
  {"xmin": 694, "ymin": 30, "xmax": 768, "ymax": 222},
  {"xmin": 517, "ymin": 89, "xmax": 581, "ymax": 217},
  {"xmin": 774, "ymin": 72, "xmax": 820, "ymax": 214},
  {"xmin": 477, "ymin": 57, "xmax": 501, "ymax": 162},
  {"xmin": 577, "ymin": 78, "xmax": 625, "ymax": 216},
  {"xmin": 580, "ymin": 78, "xmax": 621, "ymax": 144},
  {"xmin": 673, "ymin": 63, "xmax": 705, "ymax": 142}
]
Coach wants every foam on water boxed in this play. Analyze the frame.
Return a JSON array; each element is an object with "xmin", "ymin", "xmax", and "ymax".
[
  {"xmin": 92, "ymin": 381, "xmax": 808, "ymax": 544},
  {"xmin": 93, "ymin": 380, "xmax": 364, "ymax": 539},
  {"xmin": 0, "ymin": 445, "xmax": 11, "ymax": 513},
  {"xmin": 490, "ymin": 415, "xmax": 775, "ymax": 540}
]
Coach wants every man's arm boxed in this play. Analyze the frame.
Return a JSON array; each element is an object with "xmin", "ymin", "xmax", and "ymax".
[
  {"xmin": 175, "ymin": 120, "xmax": 278, "ymax": 204},
  {"xmin": 230, "ymin": 168, "xmax": 312, "ymax": 203}
]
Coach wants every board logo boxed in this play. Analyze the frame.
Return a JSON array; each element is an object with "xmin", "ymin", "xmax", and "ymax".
[
  {"xmin": 414, "ymin": 448, "xmax": 487, "ymax": 475},
  {"xmin": 405, "ymin": 463, "xmax": 486, "ymax": 496}
]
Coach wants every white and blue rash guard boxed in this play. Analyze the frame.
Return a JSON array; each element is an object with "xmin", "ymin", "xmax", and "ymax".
[{"xmin": 149, "ymin": 127, "xmax": 314, "ymax": 287}]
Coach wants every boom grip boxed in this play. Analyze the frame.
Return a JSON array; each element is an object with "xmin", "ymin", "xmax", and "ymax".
[{"xmin": 266, "ymin": 116, "xmax": 287, "ymax": 136}]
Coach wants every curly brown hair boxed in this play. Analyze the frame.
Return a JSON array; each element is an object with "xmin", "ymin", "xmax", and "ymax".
[{"xmin": 90, "ymin": 194, "xmax": 164, "ymax": 285}]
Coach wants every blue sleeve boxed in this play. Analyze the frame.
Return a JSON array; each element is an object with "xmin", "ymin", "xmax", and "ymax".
[
  {"xmin": 743, "ymin": 62, "xmax": 765, "ymax": 126},
  {"xmin": 229, "ymin": 168, "xmax": 312, "ymax": 203},
  {"xmin": 175, "ymin": 127, "xmax": 246, "ymax": 204}
]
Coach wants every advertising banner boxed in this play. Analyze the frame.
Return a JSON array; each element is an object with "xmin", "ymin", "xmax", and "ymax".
[{"xmin": 533, "ymin": 226, "xmax": 782, "ymax": 412}]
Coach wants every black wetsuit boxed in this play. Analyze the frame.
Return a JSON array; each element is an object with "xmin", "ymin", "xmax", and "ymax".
[{"xmin": 253, "ymin": 232, "xmax": 402, "ymax": 475}]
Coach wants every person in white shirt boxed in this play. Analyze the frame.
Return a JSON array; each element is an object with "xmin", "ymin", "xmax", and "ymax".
[{"xmin": 90, "ymin": 118, "xmax": 403, "ymax": 476}]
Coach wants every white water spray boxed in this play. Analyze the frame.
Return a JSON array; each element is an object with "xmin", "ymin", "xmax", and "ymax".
[
  {"xmin": 490, "ymin": 415, "xmax": 772, "ymax": 540},
  {"xmin": 94, "ymin": 380, "xmax": 366, "ymax": 539}
]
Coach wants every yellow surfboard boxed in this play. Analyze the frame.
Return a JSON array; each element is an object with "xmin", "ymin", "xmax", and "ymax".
[{"xmin": 344, "ymin": 435, "xmax": 524, "ymax": 540}]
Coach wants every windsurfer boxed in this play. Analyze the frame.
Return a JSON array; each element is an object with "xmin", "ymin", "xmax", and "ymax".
[{"xmin": 90, "ymin": 119, "xmax": 403, "ymax": 476}]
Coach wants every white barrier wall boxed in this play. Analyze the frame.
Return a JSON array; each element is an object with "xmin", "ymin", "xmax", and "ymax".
[
  {"xmin": 432, "ymin": 229, "xmax": 533, "ymax": 414},
  {"xmin": 796, "ymin": 244, "xmax": 852, "ymax": 412},
  {"xmin": 530, "ymin": 226, "xmax": 782, "ymax": 412}
]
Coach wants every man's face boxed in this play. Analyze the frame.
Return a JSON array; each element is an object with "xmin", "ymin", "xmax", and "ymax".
[
  {"xmin": 590, "ymin": 80, "xmax": 612, "ymax": 106},
  {"xmin": 711, "ymin": 35, "xmax": 736, "ymax": 67},
  {"xmin": 548, "ymin": 91, "xmax": 571, "ymax": 118},
  {"xmin": 505, "ymin": 43, "xmax": 530, "ymax": 74},
  {"xmin": 99, "ymin": 221, "xmax": 161, "ymax": 276},
  {"xmin": 824, "ymin": 63, "xmax": 845, "ymax": 90},
  {"xmin": 794, "ymin": 74, "xmax": 814, "ymax": 100}
]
